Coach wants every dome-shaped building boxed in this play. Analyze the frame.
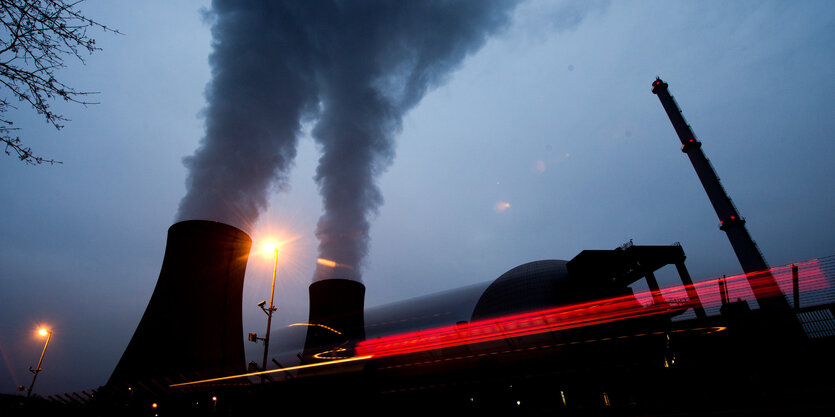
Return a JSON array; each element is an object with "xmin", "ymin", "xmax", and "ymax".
[
  {"xmin": 274, "ymin": 244, "xmax": 703, "ymax": 371},
  {"xmin": 363, "ymin": 243, "xmax": 701, "ymax": 341},
  {"xmin": 471, "ymin": 259, "xmax": 570, "ymax": 321}
]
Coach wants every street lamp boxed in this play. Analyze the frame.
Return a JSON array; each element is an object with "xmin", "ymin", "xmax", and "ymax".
[
  {"xmin": 249, "ymin": 244, "xmax": 279, "ymax": 376},
  {"xmin": 24, "ymin": 327, "xmax": 52, "ymax": 398}
]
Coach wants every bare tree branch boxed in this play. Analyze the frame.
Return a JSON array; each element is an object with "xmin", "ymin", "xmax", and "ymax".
[{"xmin": 0, "ymin": 0, "xmax": 119, "ymax": 164}]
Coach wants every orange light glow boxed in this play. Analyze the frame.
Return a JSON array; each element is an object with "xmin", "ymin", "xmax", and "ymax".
[
  {"xmin": 261, "ymin": 241, "xmax": 279, "ymax": 254},
  {"xmin": 316, "ymin": 258, "xmax": 354, "ymax": 269},
  {"xmin": 37, "ymin": 328, "xmax": 49, "ymax": 337},
  {"xmin": 256, "ymin": 233, "xmax": 301, "ymax": 258},
  {"xmin": 495, "ymin": 201, "xmax": 511, "ymax": 212},
  {"xmin": 317, "ymin": 258, "xmax": 337, "ymax": 268}
]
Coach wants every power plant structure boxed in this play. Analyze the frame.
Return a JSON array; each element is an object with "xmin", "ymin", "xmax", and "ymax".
[
  {"xmin": 302, "ymin": 278, "xmax": 366, "ymax": 362},
  {"xmin": 107, "ymin": 221, "xmax": 252, "ymax": 387},
  {"xmin": 31, "ymin": 80, "xmax": 835, "ymax": 415}
]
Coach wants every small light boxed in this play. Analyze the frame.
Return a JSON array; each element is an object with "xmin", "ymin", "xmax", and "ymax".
[
  {"xmin": 151, "ymin": 403, "xmax": 158, "ymax": 409},
  {"xmin": 212, "ymin": 396, "xmax": 217, "ymax": 402},
  {"xmin": 730, "ymin": 215, "xmax": 736, "ymax": 219},
  {"xmin": 38, "ymin": 328, "xmax": 49, "ymax": 337}
]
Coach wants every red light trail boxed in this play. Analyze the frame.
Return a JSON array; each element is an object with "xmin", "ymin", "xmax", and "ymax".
[
  {"xmin": 357, "ymin": 260, "xmax": 828, "ymax": 358},
  {"xmin": 171, "ymin": 259, "xmax": 830, "ymax": 388}
]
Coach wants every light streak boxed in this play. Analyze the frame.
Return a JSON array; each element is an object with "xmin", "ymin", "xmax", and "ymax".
[
  {"xmin": 357, "ymin": 261, "xmax": 826, "ymax": 358},
  {"xmin": 173, "ymin": 260, "xmax": 828, "ymax": 385},
  {"xmin": 374, "ymin": 327, "xmax": 726, "ymax": 372},
  {"xmin": 170, "ymin": 355, "xmax": 373, "ymax": 388},
  {"xmin": 356, "ymin": 294, "xmax": 666, "ymax": 358},
  {"xmin": 288, "ymin": 322, "xmax": 342, "ymax": 335},
  {"xmin": 313, "ymin": 347, "xmax": 349, "ymax": 360}
]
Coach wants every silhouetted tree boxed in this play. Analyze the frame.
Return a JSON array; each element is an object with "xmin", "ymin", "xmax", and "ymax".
[{"xmin": 1, "ymin": 0, "xmax": 117, "ymax": 164}]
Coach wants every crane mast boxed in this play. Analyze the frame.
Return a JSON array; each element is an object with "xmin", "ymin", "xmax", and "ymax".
[{"xmin": 651, "ymin": 78, "xmax": 790, "ymax": 312}]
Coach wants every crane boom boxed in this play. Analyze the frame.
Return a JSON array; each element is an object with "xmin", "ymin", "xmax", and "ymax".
[{"xmin": 651, "ymin": 78, "xmax": 790, "ymax": 311}]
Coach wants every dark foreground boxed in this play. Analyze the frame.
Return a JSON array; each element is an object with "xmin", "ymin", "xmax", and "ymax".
[{"xmin": 5, "ymin": 303, "xmax": 835, "ymax": 416}]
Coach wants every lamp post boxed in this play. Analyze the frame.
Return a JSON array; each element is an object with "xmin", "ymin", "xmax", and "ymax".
[
  {"xmin": 26, "ymin": 328, "xmax": 52, "ymax": 398},
  {"xmin": 262, "ymin": 248, "xmax": 279, "ymax": 372},
  {"xmin": 249, "ymin": 246, "xmax": 279, "ymax": 378}
]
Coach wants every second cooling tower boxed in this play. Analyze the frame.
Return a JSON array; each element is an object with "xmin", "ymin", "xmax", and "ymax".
[
  {"xmin": 302, "ymin": 278, "xmax": 366, "ymax": 362},
  {"xmin": 108, "ymin": 220, "xmax": 252, "ymax": 386}
]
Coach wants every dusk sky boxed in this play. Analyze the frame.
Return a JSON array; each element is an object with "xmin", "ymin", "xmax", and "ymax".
[{"xmin": 1, "ymin": 0, "xmax": 834, "ymax": 396}]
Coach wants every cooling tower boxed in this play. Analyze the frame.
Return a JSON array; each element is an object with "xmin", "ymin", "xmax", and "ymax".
[
  {"xmin": 108, "ymin": 220, "xmax": 251, "ymax": 386},
  {"xmin": 302, "ymin": 279, "xmax": 366, "ymax": 362}
]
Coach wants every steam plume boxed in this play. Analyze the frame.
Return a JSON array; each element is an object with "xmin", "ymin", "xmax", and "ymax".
[{"xmin": 177, "ymin": 0, "xmax": 520, "ymax": 281}]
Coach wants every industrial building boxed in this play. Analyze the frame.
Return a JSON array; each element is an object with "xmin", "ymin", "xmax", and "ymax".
[{"xmin": 27, "ymin": 79, "xmax": 835, "ymax": 415}]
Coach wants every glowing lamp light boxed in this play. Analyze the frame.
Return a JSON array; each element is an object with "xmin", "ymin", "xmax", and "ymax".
[
  {"xmin": 38, "ymin": 328, "xmax": 49, "ymax": 337},
  {"xmin": 261, "ymin": 241, "xmax": 279, "ymax": 254}
]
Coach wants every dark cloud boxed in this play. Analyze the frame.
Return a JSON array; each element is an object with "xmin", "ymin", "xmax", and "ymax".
[{"xmin": 177, "ymin": 0, "xmax": 521, "ymax": 281}]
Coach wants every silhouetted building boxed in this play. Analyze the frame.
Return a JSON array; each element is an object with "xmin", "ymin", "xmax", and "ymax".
[
  {"xmin": 302, "ymin": 279, "xmax": 366, "ymax": 362},
  {"xmin": 108, "ymin": 220, "xmax": 251, "ymax": 386}
]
